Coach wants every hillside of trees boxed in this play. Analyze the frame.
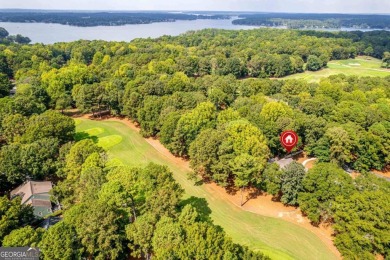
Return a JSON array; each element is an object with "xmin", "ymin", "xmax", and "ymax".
[
  {"xmin": 0, "ymin": 27, "xmax": 389, "ymax": 259},
  {"xmin": 232, "ymin": 13, "xmax": 390, "ymax": 29},
  {"xmin": 0, "ymin": 11, "xmax": 229, "ymax": 27}
]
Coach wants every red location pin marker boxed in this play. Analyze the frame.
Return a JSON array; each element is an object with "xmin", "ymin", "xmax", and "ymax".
[{"xmin": 280, "ymin": 130, "xmax": 298, "ymax": 152}]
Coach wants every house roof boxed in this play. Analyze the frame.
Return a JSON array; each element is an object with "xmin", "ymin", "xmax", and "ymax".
[
  {"xmin": 275, "ymin": 158, "xmax": 294, "ymax": 169},
  {"xmin": 31, "ymin": 199, "xmax": 52, "ymax": 208},
  {"xmin": 11, "ymin": 181, "xmax": 53, "ymax": 218},
  {"xmin": 11, "ymin": 181, "xmax": 52, "ymax": 204}
]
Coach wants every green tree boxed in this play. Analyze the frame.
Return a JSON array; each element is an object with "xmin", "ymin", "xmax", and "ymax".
[
  {"xmin": 178, "ymin": 221, "xmax": 235, "ymax": 259},
  {"xmin": 224, "ymin": 120, "xmax": 269, "ymax": 160},
  {"xmin": 39, "ymin": 222, "xmax": 82, "ymax": 260},
  {"xmin": 141, "ymin": 163, "xmax": 184, "ymax": 218},
  {"xmin": 126, "ymin": 213, "xmax": 157, "ymax": 260},
  {"xmin": 0, "ymin": 27, "xmax": 9, "ymax": 38},
  {"xmin": 299, "ymin": 94, "xmax": 335, "ymax": 117},
  {"xmin": 16, "ymin": 138, "xmax": 60, "ymax": 180},
  {"xmin": 166, "ymin": 72, "xmax": 191, "ymax": 93},
  {"xmin": 354, "ymin": 123, "xmax": 389, "ymax": 172},
  {"xmin": 353, "ymin": 172, "xmax": 390, "ymax": 192},
  {"xmin": 159, "ymin": 111, "xmax": 182, "ymax": 148},
  {"xmin": 325, "ymin": 127, "xmax": 354, "ymax": 166},
  {"xmin": 76, "ymin": 161, "xmax": 106, "ymax": 203},
  {"xmin": 306, "ymin": 55, "xmax": 322, "ymax": 71},
  {"xmin": 55, "ymin": 93, "xmax": 72, "ymax": 113},
  {"xmin": 0, "ymin": 54, "xmax": 12, "ymax": 77},
  {"xmin": 190, "ymin": 119, "xmax": 269, "ymax": 187},
  {"xmin": 138, "ymin": 95, "xmax": 165, "ymax": 137},
  {"xmin": 0, "ymin": 143, "xmax": 24, "ymax": 184},
  {"xmin": 172, "ymin": 102, "xmax": 216, "ymax": 156},
  {"xmin": 101, "ymin": 166, "xmax": 140, "ymax": 221},
  {"xmin": 22, "ymin": 110, "xmax": 75, "ymax": 144},
  {"xmin": 217, "ymin": 108, "xmax": 241, "ymax": 125},
  {"xmin": 62, "ymin": 139, "xmax": 103, "ymax": 179},
  {"xmin": 14, "ymin": 34, "xmax": 31, "ymax": 44},
  {"xmin": 71, "ymin": 83, "xmax": 106, "ymax": 112},
  {"xmin": 331, "ymin": 101, "xmax": 367, "ymax": 127},
  {"xmin": 364, "ymin": 46, "xmax": 374, "ymax": 56},
  {"xmin": 231, "ymin": 153, "xmax": 262, "ymax": 206},
  {"xmin": 177, "ymin": 55, "xmax": 199, "ymax": 77},
  {"xmin": 64, "ymin": 203, "xmax": 126, "ymax": 260},
  {"xmin": 0, "ymin": 138, "xmax": 59, "ymax": 183},
  {"xmin": 9, "ymin": 96, "xmax": 46, "ymax": 116},
  {"xmin": 280, "ymin": 162, "xmax": 305, "ymax": 206},
  {"xmin": 298, "ymin": 163, "xmax": 355, "ymax": 224},
  {"xmin": 260, "ymin": 101, "xmax": 293, "ymax": 123},
  {"xmin": 189, "ymin": 128, "xmax": 227, "ymax": 180},
  {"xmin": 332, "ymin": 190, "xmax": 390, "ymax": 259},
  {"xmin": 0, "ymin": 73, "xmax": 11, "ymax": 98},
  {"xmin": 1, "ymin": 114, "xmax": 27, "ymax": 143},
  {"xmin": 224, "ymin": 57, "xmax": 245, "ymax": 78},
  {"xmin": 315, "ymin": 80, "xmax": 343, "ymax": 102},
  {"xmin": 2, "ymin": 226, "xmax": 44, "ymax": 247},
  {"xmin": 0, "ymin": 196, "xmax": 35, "ymax": 243},
  {"xmin": 382, "ymin": 51, "xmax": 390, "ymax": 68},
  {"xmin": 178, "ymin": 204, "xmax": 199, "ymax": 225},
  {"xmin": 151, "ymin": 217, "xmax": 183, "ymax": 259},
  {"xmin": 208, "ymin": 87, "xmax": 229, "ymax": 109},
  {"xmin": 261, "ymin": 163, "xmax": 282, "ymax": 196}
]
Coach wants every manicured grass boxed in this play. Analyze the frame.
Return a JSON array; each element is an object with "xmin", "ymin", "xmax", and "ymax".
[
  {"xmin": 74, "ymin": 118, "xmax": 82, "ymax": 126},
  {"xmin": 83, "ymin": 127, "xmax": 105, "ymax": 136},
  {"xmin": 283, "ymin": 56, "xmax": 389, "ymax": 82},
  {"xmin": 97, "ymin": 135, "xmax": 123, "ymax": 149},
  {"xmin": 76, "ymin": 119, "xmax": 338, "ymax": 260}
]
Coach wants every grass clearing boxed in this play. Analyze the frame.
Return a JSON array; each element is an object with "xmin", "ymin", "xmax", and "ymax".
[
  {"xmin": 76, "ymin": 118, "xmax": 338, "ymax": 260},
  {"xmin": 74, "ymin": 118, "xmax": 82, "ymax": 126},
  {"xmin": 97, "ymin": 135, "xmax": 123, "ymax": 149},
  {"xmin": 83, "ymin": 127, "xmax": 105, "ymax": 136},
  {"xmin": 283, "ymin": 56, "xmax": 389, "ymax": 82}
]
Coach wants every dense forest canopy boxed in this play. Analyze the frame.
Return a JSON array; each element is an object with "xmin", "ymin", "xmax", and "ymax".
[
  {"xmin": 0, "ymin": 26, "xmax": 389, "ymax": 259},
  {"xmin": 0, "ymin": 11, "xmax": 229, "ymax": 27},
  {"xmin": 232, "ymin": 13, "xmax": 390, "ymax": 29}
]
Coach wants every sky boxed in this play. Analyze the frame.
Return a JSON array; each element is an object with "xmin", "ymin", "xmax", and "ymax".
[{"xmin": 0, "ymin": 0, "xmax": 389, "ymax": 14}]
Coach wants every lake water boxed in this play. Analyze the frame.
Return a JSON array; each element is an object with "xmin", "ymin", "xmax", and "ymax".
[
  {"xmin": 0, "ymin": 18, "xmax": 259, "ymax": 44},
  {"xmin": 0, "ymin": 19, "xmax": 387, "ymax": 44}
]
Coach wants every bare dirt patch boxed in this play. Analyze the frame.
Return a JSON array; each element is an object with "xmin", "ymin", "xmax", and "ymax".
[
  {"xmin": 295, "ymin": 153, "xmax": 317, "ymax": 170},
  {"xmin": 372, "ymin": 169, "xmax": 390, "ymax": 178},
  {"xmin": 305, "ymin": 160, "xmax": 316, "ymax": 170},
  {"xmin": 294, "ymin": 152, "xmax": 307, "ymax": 163}
]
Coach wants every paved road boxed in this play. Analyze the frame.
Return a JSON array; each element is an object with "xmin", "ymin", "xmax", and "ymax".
[{"xmin": 302, "ymin": 158, "xmax": 317, "ymax": 171}]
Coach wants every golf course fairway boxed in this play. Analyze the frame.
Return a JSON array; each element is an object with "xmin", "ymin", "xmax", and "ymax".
[{"xmin": 75, "ymin": 118, "xmax": 339, "ymax": 260}]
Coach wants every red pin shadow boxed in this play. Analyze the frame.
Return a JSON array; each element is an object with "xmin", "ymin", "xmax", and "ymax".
[{"xmin": 280, "ymin": 130, "xmax": 298, "ymax": 152}]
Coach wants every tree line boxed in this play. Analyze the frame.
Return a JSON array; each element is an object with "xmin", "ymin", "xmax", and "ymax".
[
  {"xmin": 0, "ymin": 27, "xmax": 31, "ymax": 45},
  {"xmin": 232, "ymin": 13, "xmax": 390, "ymax": 30},
  {"xmin": 0, "ymin": 12, "xmax": 229, "ymax": 27}
]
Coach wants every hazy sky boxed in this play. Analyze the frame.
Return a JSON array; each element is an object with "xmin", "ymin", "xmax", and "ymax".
[{"xmin": 1, "ymin": 0, "xmax": 389, "ymax": 13}]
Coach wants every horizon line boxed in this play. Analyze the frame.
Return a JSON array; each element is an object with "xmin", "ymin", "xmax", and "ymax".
[{"xmin": 0, "ymin": 8, "xmax": 389, "ymax": 15}]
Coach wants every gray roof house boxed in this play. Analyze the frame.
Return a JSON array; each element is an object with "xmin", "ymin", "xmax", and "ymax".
[
  {"xmin": 274, "ymin": 158, "xmax": 294, "ymax": 169},
  {"xmin": 10, "ymin": 181, "xmax": 53, "ymax": 218}
]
